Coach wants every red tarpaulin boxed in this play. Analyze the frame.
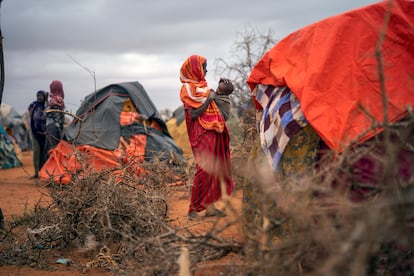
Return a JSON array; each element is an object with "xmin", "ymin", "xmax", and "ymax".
[{"xmin": 247, "ymin": 0, "xmax": 414, "ymax": 152}]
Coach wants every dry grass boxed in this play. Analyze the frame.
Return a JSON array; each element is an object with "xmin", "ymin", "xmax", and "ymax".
[
  {"xmin": 239, "ymin": 113, "xmax": 414, "ymax": 276},
  {"xmin": 0, "ymin": 153, "xmax": 243, "ymax": 275},
  {"xmin": 0, "ymin": 110, "xmax": 413, "ymax": 275}
]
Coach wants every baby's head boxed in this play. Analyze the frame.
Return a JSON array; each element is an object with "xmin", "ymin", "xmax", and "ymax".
[{"xmin": 217, "ymin": 78, "xmax": 234, "ymax": 95}]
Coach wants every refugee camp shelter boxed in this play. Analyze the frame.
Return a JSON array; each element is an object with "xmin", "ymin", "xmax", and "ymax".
[
  {"xmin": 247, "ymin": 0, "xmax": 414, "ymax": 153},
  {"xmin": 0, "ymin": 124, "xmax": 22, "ymax": 169},
  {"xmin": 165, "ymin": 105, "xmax": 192, "ymax": 157},
  {"xmin": 0, "ymin": 103, "xmax": 31, "ymax": 151},
  {"xmin": 39, "ymin": 81, "xmax": 184, "ymax": 184}
]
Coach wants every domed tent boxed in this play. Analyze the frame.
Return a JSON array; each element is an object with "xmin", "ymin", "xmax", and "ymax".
[
  {"xmin": 247, "ymin": 0, "xmax": 414, "ymax": 155},
  {"xmin": 0, "ymin": 124, "xmax": 22, "ymax": 169},
  {"xmin": 165, "ymin": 105, "xmax": 192, "ymax": 157},
  {"xmin": 39, "ymin": 81, "xmax": 184, "ymax": 184},
  {"xmin": 0, "ymin": 103, "xmax": 31, "ymax": 151}
]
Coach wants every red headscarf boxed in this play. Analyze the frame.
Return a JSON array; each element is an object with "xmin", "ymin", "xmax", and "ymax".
[
  {"xmin": 179, "ymin": 55, "xmax": 224, "ymax": 132},
  {"xmin": 49, "ymin": 80, "xmax": 65, "ymax": 109}
]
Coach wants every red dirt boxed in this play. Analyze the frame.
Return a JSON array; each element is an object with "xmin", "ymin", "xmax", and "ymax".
[{"xmin": 0, "ymin": 151, "xmax": 244, "ymax": 275}]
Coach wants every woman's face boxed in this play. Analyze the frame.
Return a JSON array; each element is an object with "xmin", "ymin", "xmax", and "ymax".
[
  {"xmin": 202, "ymin": 62, "xmax": 208, "ymax": 76},
  {"xmin": 37, "ymin": 94, "xmax": 45, "ymax": 102}
]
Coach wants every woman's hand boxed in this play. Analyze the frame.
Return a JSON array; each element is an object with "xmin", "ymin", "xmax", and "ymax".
[
  {"xmin": 208, "ymin": 89, "xmax": 216, "ymax": 100},
  {"xmin": 190, "ymin": 89, "xmax": 216, "ymax": 119}
]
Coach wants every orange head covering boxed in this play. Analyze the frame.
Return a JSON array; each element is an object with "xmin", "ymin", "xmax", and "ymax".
[{"xmin": 180, "ymin": 55, "xmax": 224, "ymax": 132}]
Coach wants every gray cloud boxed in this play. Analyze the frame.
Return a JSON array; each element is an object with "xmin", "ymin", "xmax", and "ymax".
[{"xmin": 1, "ymin": 0, "xmax": 378, "ymax": 114}]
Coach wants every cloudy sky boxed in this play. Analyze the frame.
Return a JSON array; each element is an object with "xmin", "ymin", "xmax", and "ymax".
[{"xmin": 1, "ymin": 0, "xmax": 378, "ymax": 115}]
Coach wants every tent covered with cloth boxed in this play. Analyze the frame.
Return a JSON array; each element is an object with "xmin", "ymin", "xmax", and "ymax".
[
  {"xmin": 0, "ymin": 124, "xmax": 22, "ymax": 169},
  {"xmin": 0, "ymin": 103, "xmax": 31, "ymax": 151},
  {"xmin": 165, "ymin": 105, "xmax": 192, "ymax": 157},
  {"xmin": 247, "ymin": 0, "xmax": 414, "ymax": 153},
  {"xmin": 39, "ymin": 81, "xmax": 184, "ymax": 184}
]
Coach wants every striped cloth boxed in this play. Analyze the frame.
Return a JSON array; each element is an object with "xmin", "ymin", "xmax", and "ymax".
[
  {"xmin": 253, "ymin": 84, "xmax": 309, "ymax": 171},
  {"xmin": 179, "ymin": 55, "xmax": 225, "ymax": 133},
  {"xmin": 179, "ymin": 55, "xmax": 234, "ymax": 213},
  {"xmin": 184, "ymin": 106, "xmax": 234, "ymax": 213}
]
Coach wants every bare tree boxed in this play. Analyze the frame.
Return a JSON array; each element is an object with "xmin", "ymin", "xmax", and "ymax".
[{"xmin": 214, "ymin": 26, "xmax": 277, "ymax": 114}]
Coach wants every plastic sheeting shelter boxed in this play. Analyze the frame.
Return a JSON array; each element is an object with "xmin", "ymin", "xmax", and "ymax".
[
  {"xmin": 0, "ymin": 124, "xmax": 22, "ymax": 169},
  {"xmin": 247, "ymin": 0, "xmax": 414, "ymax": 152},
  {"xmin": 0, "ymin": 103, "xmax": 31, "ymax": 151},
  {"xmin": 39, "ymin": 81, "xmax": 184, "ymax": 184}
]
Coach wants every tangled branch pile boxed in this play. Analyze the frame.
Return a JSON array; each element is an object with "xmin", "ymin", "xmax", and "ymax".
[
  {"xmin": 240, "ymin": 114, "xmax": 414, "ymax": 275},
  {"xmin": 0, "ymin": 154, "xmax": 243, "ymax": 275},
  {"xmin": 0, "ymin": 108, "xmax": 413, "ymax": 275}
]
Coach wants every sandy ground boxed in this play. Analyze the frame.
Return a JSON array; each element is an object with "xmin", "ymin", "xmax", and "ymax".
[{"xmin": 0, "ymin": 151, "xmax": 244, "ymax": 275}]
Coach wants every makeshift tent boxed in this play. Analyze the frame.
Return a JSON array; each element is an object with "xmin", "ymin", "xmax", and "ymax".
[
  {"xmin": 39, "ymin": 81, "xmax": 184, "ymax": 184},
  {"xmin": 247, "ymin": 0, "xmax": 414, "ymax": 153},
  {"xmin": 0, "ymin": 124, "xmax": 22, "ymax": 169},
  {"xmin": 165, "ymin": 105, "xmax": 192, "ymax": 157},
  {"xmin": 0, "ymin": 103, "xmax": 31, "ymax": 151}
]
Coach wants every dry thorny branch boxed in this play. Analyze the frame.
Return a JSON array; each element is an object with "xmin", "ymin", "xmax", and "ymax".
[
  {"xmin": 240, "ymin": 111, "xmax": 414, "ymax": 275},
  {"xmin": 1, "ymin": 20, "xmax": 414, "ymax": 273},
  {"xmin": 0, "ymin": 149, "xmax": 243, "ymax": 275},
  {"xmin": 0, "ymin": 110, "xmax": 413, "ymax": 275}
]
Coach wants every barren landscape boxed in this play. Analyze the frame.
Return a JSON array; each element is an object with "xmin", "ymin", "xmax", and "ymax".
[{"xmin": 0, "ymin": 151, "xmax": 244, "ymax": 275}]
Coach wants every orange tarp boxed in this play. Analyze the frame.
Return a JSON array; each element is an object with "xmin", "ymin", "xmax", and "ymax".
[
  {"xmin": 247, "ymin": 0, "xmax": 414, "ymax": 152},
  {"xmin": 38, "ymin": 100, "xmax": 171, "ymax": 184},
  {"xmin": 39, "ymin": 135, "xmax": 147, "ymax": 184}
]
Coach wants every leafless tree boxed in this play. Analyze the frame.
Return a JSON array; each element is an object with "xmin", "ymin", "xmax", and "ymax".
[{"xmin": 214, "ymin": 26, "xmax": 277, "ymax": 113}]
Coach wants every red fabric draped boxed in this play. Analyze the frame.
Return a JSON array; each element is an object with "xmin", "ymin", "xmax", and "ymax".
[
  {"xmin": 179, "ymin": 54, "xmax": 234, "ymax": 213},
  {"xmin": 180, "ymin": 55, "xmax": 225, "ymax": 133},
  {"xmin": 184, "ymin": 106, "xmax": 234, "ymax": 213},
  {"xmin": 247, "ymin": 0, "xmax": 414, "ymax": 152}
]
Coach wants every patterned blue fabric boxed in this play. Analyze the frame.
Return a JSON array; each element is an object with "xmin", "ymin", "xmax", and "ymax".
[
  {"xmin": 0, "ymin": 125, "xmax": 22, "ymax": 169},
  {"xmin": 253, "ymin": 84, "xmax": 309, "ymax": 171}
]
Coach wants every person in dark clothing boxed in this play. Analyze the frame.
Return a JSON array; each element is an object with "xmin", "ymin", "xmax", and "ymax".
[{"xmin": 28, "ymin": 90, "xmax": 48, "ymax": 179}]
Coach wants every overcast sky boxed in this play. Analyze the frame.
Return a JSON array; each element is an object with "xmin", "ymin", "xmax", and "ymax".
[{"xmin": 1, "ymin": 0, "xmax": 378, "ymax": 115}]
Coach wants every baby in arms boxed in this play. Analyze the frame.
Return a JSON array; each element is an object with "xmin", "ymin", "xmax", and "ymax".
[{"xmin": 214, "ymin": 78, "xmax": 234, "ymax": 121}]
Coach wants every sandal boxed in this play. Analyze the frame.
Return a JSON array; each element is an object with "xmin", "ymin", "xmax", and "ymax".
[
  {"xmin": 205, "ymin": 207, "xmax": 226, "ymax": 217},
  {"xmin": 188, "ymin": 212, "xmax": 200, "ymax": 220}
]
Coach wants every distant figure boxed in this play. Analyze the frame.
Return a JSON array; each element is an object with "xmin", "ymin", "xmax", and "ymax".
[
  {"xmin": 179, "ymin": 54, "xmax": 234, "ymax": 219},
  {"xmin": 44, "ymin": 80, "xmax": 65, "ymax": 159},
  {"xmin": 28, "ymin": 90, "xmax": 48, "ymax": 179}
]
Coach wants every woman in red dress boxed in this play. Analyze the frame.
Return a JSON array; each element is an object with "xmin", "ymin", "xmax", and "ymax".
[{"xmin": 179, "ymin": 55, "xmax": 234, "ymax": 219}]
